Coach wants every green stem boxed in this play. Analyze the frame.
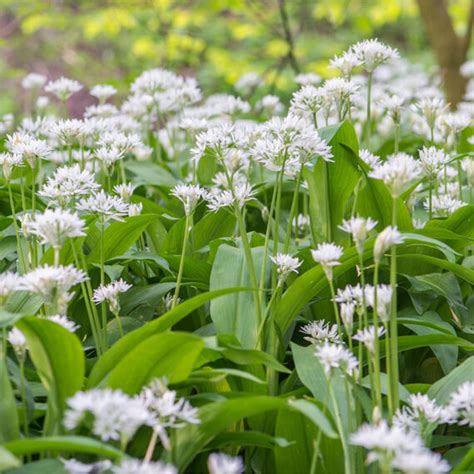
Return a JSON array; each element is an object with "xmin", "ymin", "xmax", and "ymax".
[
  {"xmin": 389, "ymin": 196, "xmax": 399, "ymax": 417},
  {"xmin": 283, "ymin": 167, "xmax": 303, "ymax": 253},
  {"xmin": 364, "ymin": 72, "xmax": 373, "ymax": 148},
  {"xmin": 6, "ymin": 181, "xmax": 27, "ymax": 272},
  {"xmin": 328, "ymin": 377, "xmax": 352, "ymax": 474},
  {"xmin": 113, "ymin": 310, "xmax": 124, "ymax": 338},
  {"xmin": 255, "ymin": 283, "xmax": 281, "ymax": 349},
  {"xmin": 19, "ymin": 359, "xmax": 29, "ymax": 438},
  {"xmin": 394, "ymin": 122, "xmax": 400, "ymax": 153},
  {"xmin": 372, "ymin": 262, "xmax": 383, "ymax": 414},
  {"xmin": 328, "ymin": 278, "xmax": 342, "ymax": 338},
  {"xmin": 172, "ymin": 213, "xmax": 191, "ymax": 309}
]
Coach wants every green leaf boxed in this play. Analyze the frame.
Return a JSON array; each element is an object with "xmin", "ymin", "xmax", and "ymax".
[
  {"xmin": 356, "ymin": 175, "xmax": 412, "ymax": 231},
  {"xmin": 16, "ymin": 317, "xmax": 85, "ymax": 435},
  {"xmin": 169, "ymin": 395, "xmax": 335, "ymax": 470},
  {"xmin": 105, "ymin": 332, "xmax": 204, "ymax": 393},
  {"xmin": 398, "ymin": 255, "xmax": 474, "ymax": 285},
  {"xmin": 428, "ymin": 356, "xmax": 474, "ymax": 404},
  {"xmin": 306, "ymin": 121, "xmax": 360, "ymax": 243},
  {"xmin": 210, "ymin": 245, "xmax": 267, "ymax": 348},
  {"xmin": 402, "ymin": 232, "xmax": 459, "ymax": 262},
  {"xmin": 6, "ymin": 459, "xmax": 66, "ymax": 474},
  {"xmin": 88, "ymin": 287, "xmax": 249, "ymax": 387},
  {"xmin": 274, "ymin": 244, "xmax": 373, "ymax": 334},
  {"xmin": 208, "ymin": 431, "xmax": 291, "ymax": 450},
  {"xmin": 0, "ymin": 359, "xmax": 19, "ymax": 443},
  {"xmin": 87, "ymin": 215, "xmax": 158, "ymax": 264},
  {"xmin": 3, "ymin": 436, "xmax": 124, "ymax": 460},
  {"xmin": 191, "ymin": 210, "xmax": 236, "ymax": 251},
  {"xmin": 125, "ymin": 161, "xmax": 176, "ymax": 187}
]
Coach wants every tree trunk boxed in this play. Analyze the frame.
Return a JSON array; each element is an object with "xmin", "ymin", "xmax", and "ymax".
[{"xmin": 417, "ymin": 0, "xmax": 473, "ymax": 106}]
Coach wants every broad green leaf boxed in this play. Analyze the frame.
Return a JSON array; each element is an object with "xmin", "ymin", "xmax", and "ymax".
[
  {"xmin": 401, "ymin": 310, "xmax": 458, "ymax": 374},
  {"xmin": 169, "ymin": 395, "xmax": 335, "ymax": 470},
  {"xmin": 191, "ymin": 210, "xmax": 236, "ymax": 251},
  {"xmin": 274, "ymin": 244, "xmax": 373, "ymax": 334},
  {"xmin": 3, "ymin": 436, "xmax": 124, "ymax": 460},
  {"xmin": 356, "ymin": 175, "xmax": 412, "ymax": 231},
  {"xmin": 87, "ymin": 215, "xmax": 158, "ymax": 264},
  {"xmin": 210, "ymin": 245, "xmax": 267, "ymax": 348},
  {"xmin": 428, "ymin": 357, "xmax": 474, "ymax": 404},
  {"xmin": 16, "ymin": 317, "xmax": 85, "ymax": 435},
  {"xmin": 306, "ymin": 121, "xmax": 360, "ymax": 243},
  {"xmin": 398, "ymin": 254, "xmax": 474, "ymax": 285},
  {"xmin": 402, "ymin": 232, "xmax": 459, "ymax": 262},
  {"xmin": 88, "ymin": 288, "xmax": 249, "ymax": 387},
  {"xmin": 105, "ymin": 332, "xmax": 204, "ymax": 393},
  {"xmin": 0, "ymin": 359, "xmax": 19, "ymax": 443},
  {"xmin": 6, "ymin": 459, "xmax": 66, "ymax": 474},
  {"xmin": 125, "ymin": 160, "xmax": 176, "ymax": 187},
  {"xmin": 208, "ymin": 431, "xmax": 291, "ymax": 450}
]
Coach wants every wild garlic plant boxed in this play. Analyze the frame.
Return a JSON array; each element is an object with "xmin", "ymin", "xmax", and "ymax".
[{"xmin": 0, "ymin": 39, "xmax": 472, "ymax": 473}]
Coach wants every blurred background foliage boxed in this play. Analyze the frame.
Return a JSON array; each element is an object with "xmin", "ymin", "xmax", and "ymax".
[{"xmin": 0, "ymin": 0, "xmax": 472, "ymax": 113}]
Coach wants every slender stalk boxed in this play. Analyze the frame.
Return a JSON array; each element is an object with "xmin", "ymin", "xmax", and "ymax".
[
  {"xmin": 389, "ymin": 196, "xmax": 400, "ymax": 416},
  {"xmin": 328, "ymin": 377, "xmax": 352, "ymax": 474},
  {"xmin": 144, "ymin": 430, "xmax": 159, "ymax": 462},
  {"xmin": 393, "ymin": 122, "xmax": 400, "ymax": 153},
  {"xmin": 172, "ymin": 213, "xmax": 191, "ymax": 309},
  {"xmin": 19, "ymin": 359, "xmax": 29, "ymax": 438},
  {"xmin": 6, "ymin": 180, "xmax": 27, "ymax": 272},
  {"xmin": 71, "ymin": 243, "xmax": 103, "ymax": 355},
  {"xmin": 428, "ymin": 180, "xmax": 433, "ymax": 220},
  {"xmin": 112, "ymin": 310, "xmax": 124, "ymax": 338},
  {"xmin": 100, "ymin": 220, "xmax": 107, "ymax": 343},
  {"xmin": 254, "ymin": 283, "xmax": 281, "ymax": 348},
  {"xmin": 372, "ymin": 262, "xmax": 383, "ymax": 413},
  {"xmin": 283, "ymin": 167, "xmax": 303, "ymax": 253},
  {"xmin": 364, "ymin": 72, "xmax": 373, "ymax": 148},
  {"xmin": 328, "ymin": 277, "xmax": 343, "ymax": 338}
]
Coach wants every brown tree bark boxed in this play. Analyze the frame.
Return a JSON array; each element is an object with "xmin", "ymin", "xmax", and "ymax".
[{"xmin": 417, "ymin": 0, "xmax": 474, "ymax": 106}]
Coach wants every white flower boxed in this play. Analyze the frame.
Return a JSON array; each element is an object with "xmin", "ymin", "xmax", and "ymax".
[
  {"xmin": 64, "ymin": 389, "xmax": 150, "ymax": 443},
  {"xmin": 77, "ymin": 190, "xmax": 129, "ymax": 222},
  {"xmin": 235, "ymin": 72, "xmax": 262, "ymax": 95},
  {"xmin": 8, "ymin": 327, "xmax": 27, "ymax": 360},
  {"xmin": 460, "ymin": 59, "xmax": 474, "ymax": 78},
  {"xmin": 339, "ymin": 216, "xmax": 377, "ymax": 254},
  {"xmin": 0, "ymin": 272, "xmax": 23, "ymax": 301},
  {"xmin": 300, "ymin": 320, "xmax": 340, "ymax": 345},
  {"xmin": 364, "ymin": 284, "xmax": 393, "ymax": 323},
  {"xmin": 412, "ymin": 97, "xmax": 447, "ymax": 132},
  {"xmin": 0, "ymin": 152, "xmax": 23, "ymax": 179},
  {"xmin": 171, "ymin": 184, "xmax": 205, "ymax": 216},
  {"xmin": 290, "ymin": 85, "xmax": 324, "ymax": 116},
  {"xmin": 418, "ymin": 146, "xmax": 450, "ymax": 178},
  {"xmin": 47, "ymin": 315, "xmax": 80, "ymax": 333},
  {"xmin": 95, "ymin": 146, "xmax": 124, "ymax": 169},
  {"xmin": 359, "ymin": 149, "xmax": 381, "ymax": 169},
  {"xmin": 350, "ymin": 420, "xmax": 423, "ymax": 455},
  {"xmin": 22, "ymin": 265, "xmax": 87, "ymax": 312},
  {"xmin": 445, "ymin": 381, "xmax": 474, "ymax": 427},
  {"xmin": 39, "ymin": 165, "xmax": 100, "ymax": 206},
  {"xmin": 128, "ymin": 203, "xmax": 143, "ymax": 216},
  {"xmin": 6, "ymin": 132, "xmax": 51, "ymax": 166},
  {"xmin": 49, "ymin": 119, "xmax": 87, "ymax": 144},
  {"xmin": 62, "ymin": 458, "xmax": 111, "ymax": 474},
  {"xmin": 93, "ymin": 279, "xmax": 132, "ymax": 314},
  {"xmin": 379, "ymin": 94, "xmax": 404, "ymax": 123},
  {"xmin": 340, "ymin": 302, "xmax": 355, "ymax": 335},
  {"xmin": 351, "ymin": 39, "xmax": 399, "ymax": 72},
  {"xmin": 139, "ymin": 379, "xmax": 199, "ymax": 450},
  {"xmin": 113, "ymin": 459, "xmax": 177, "ymax": 474},
  {"xmin": 113, "ymin": 183, "xmax": 136, "ymax": 201},
  {"xmin": 329, "ymin": 51, "xmax": 362, "ymax": 77},
  {"xmin": 90, "ymin": 84, "xmax": 117, "ymax": 104},
  {"xmin": 369, "ymin": 152, "xmax": 420, "ymax": 197},
  {"xmin": 374, "ymin": 226, "xmax": 404, "ymax": 262},
  {"xmin": 208, "ymin": 453, "xmax": 244, "ymax": 474},
  {"xmin": 256, "ymin": 94, "xmax": 284, "ymax": 115},
  {"xmin": 22, "ymin": 73, "xmax": 47, "ymax": 90},
  {"xmin": 426, "ymin": 195, "xmax": 466, "ymax": 217},
  {"xmin": 270, "ymin": 253, "xmax": 302, "ymax": 282},
  {"xmin": 295, "ymin": 72, "xmax": 321, "ymax": 86},
  {"xmin": 392, "ymin": 450, "xmax": 450, "ymax": 474},
  {"xmin": 29, "ymin": 208, "xmax": 86, "ymax": 249},
  {"xmin": 36, "ymin": 96, "xmax": 49, "ymax": 110},
  {"xmin": 311, "ymin": 242, "xmax": 343, "ymax": 280},
  {"xmin": 45, "ymin": 77, "xmax": 82, "ymax": 101},
  {"xmin": 353, "ymin": 326, "xmax": 385, "ymax": 354},
  {"xmin": 315, "ymin": 342, "xmax": 358, "ymax": 376}
]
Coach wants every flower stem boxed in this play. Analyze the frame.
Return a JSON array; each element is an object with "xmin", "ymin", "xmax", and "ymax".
[
  {"xmin": 372, "ymin": 262, "xmax": 383, "ymax": 413},
  {"xmin": 172, "ymin": 213, "xmax": 191, "ymax": 309}
]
